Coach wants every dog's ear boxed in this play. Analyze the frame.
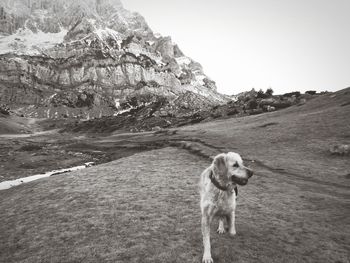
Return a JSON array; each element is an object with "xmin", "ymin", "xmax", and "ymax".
[{"xmin": 213, "ymin": 154, "xmax": 227, "ymax": 176}]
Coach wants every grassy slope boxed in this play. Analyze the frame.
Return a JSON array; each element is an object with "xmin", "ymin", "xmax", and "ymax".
[
  {"xmin": 178, "ymin": 88, "xmax": 350, "ymax": 185},
  {"xmin": 0, "ymin": 89, "xmax": 349, "ymax": 263},
  {"xmin": 0, "ymin": 148, "xmax": 207, "ymax": 263},
  {"xmin": 0, "ymin": 115, "xmax": 39, "ymax": 134}
]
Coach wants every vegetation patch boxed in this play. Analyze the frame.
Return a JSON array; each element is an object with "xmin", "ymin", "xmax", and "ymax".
[
  {"xmin": 329, "ymin": 144, "xmax": 349, "ymax": 155},
  {"xmin": 258, "ymin": 122, "xmax": 279, "ymax": 128},
  {"xmin": 341, "ymin": 101, "xmax": 350, "ymax": 107},
  {"xmin": 19, "ymin": 144, "xmax": 43, "ymax": 151}
]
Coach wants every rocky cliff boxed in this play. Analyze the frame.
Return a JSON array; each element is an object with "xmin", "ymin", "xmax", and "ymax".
[{"xmin": 0, "ymin": 0, "xmax": 228, "ymax": 119}]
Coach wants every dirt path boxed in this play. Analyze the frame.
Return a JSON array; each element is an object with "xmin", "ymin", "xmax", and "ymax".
[{"xmin": 0, "ymin": 147, "xmax": 349, "ymax": 263}]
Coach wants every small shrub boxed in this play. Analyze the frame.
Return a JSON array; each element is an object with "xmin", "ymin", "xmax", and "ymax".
[
  {"xmin": 247, "ymin": 99, "xmax": 258, "ymax": 110},
  {"xmin": 265, "ymin": 88, "xmax": 274, "ymax": 97},
  {"xmin": 283, "ymin": 91, "xmax": 301, "ymax": 98},
  {"xmin": 19, "ymin": 145, "xmax": 43, "ymax": 151},
  {"xmin": 227, "ymin": 108, "xmax": 239, "ymax": 116},
  {"xmin": 136, "ymin": 81, "xmax": 147, "ymax": 89},
  {"xmin": 272, "ymin": 101, "xmax": 292, "ymax": 109},
  {"xmin": 0, "ymin": 104, "xmax": 10, "ymax": 115},
  {"xmin": 258, "ymin": 122, "xmax": 278, "ymax": 128},
  {"xmin": 305, "ymin": 90, "xmax": 317, "ymax": 95},
  {"xmin": 249, "ymin": 108, "xmax": 264, "ymax": 115},
  {"xmin": 76, "ymin": 92, "xmax": 95, "ymax": 108},
  {"xmin": 330, "ymin": 144, "xmax": 349, "ymax": 155},
  {"xmin": 257, "ymin": 89, "xmax": 268, "ymax": 99}
]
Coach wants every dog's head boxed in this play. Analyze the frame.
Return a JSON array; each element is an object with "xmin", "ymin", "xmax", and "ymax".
[{"xmin": 213, "ymin": 152, "xmax": 253, "ymax": 186}]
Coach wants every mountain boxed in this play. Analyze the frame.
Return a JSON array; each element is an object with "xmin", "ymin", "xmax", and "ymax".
[{"xmin": 0, "ymin": 0, "xmax": 228, "ymax": 119}]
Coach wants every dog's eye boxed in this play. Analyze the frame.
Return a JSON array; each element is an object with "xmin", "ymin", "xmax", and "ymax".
[{"xmin": 233, "ymin": 162, "xmax": 239, "ymax": 168}]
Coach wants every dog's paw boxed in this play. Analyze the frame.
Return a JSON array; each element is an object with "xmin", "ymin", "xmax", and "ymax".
[
  {"xmin": 202, "ymin": 255, "xmax": 213, "ymax": 263},
  {"xmin": 228, "ymin": 230, "xmax": 236, "ymax": 237},
  {"xmin": 216, "ymin": 227, "xmax": 225, "ymax": 234}
]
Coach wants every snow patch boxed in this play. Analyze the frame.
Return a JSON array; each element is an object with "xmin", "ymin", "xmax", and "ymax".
[
  {"xmin": 176, "ymin": 56, "xmax": 191, "ymax": 66},
  {"xmin": 113, "ymin": 102, "xmax": 152, "ymax": 116},
  {"xmin": 48, "ymin": 93, "xmax": 57, "ymax": 100},
  {"xmin": 95, "ymin": 27, "xmax": 122, "ymax": 43},
  {"xmin": 113, "ymin": 106, "xmax": 135, "ymax": 116},
  {"xmin": 0, "ymin": 27, "xmax": 68, "ymax": 55},
  {"xmin": 146, "ymin": 40, "xmax": 155, "ymax": 46},
  {"xmin": 87, "ymin": 19, "xmax": 123, "ymax": 46},
  {"xmin": 191, "ymin": 74, "xmax": 206, "ymax": 86},
  {"xmin": 127, "ymin": 43, "xmax": 162, "ymax": 64},
  {"xmin": 154, "ymin": 32, "xmax": 162, "ymax": 38},
  {"xmin": 114, "ymin": 98, "xmax": 121, "ymax": 109}
]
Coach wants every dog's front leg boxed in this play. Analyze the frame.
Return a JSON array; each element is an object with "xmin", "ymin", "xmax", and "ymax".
[
  {"xmin": 201, "ymin": 213, "xmax": 213, "ymax": 263},
  {"xmin": 227, "ymin": 210, "xmax": 236, "ymax": 237}
]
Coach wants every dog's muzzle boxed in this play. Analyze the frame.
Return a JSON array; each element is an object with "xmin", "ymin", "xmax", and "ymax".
[
  {"xmin": 247, "ymin": 169, "xmax": 254, "ymax": 178},
  {"xmin": 231, "ymin": 169, "xmax": 253, "ymax": 185},
  {"xmin": 232, "ymin": 177, "xmax": 248, "ymax": 185}
]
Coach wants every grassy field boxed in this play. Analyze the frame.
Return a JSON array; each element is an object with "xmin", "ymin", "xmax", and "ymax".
[{"xmin": 0, "ymin": 89, "xmax": 349, "ymax": 262}]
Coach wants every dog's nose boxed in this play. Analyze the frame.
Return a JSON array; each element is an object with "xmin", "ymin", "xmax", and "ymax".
[{"xmin": 247, "ymin": 169, "xmax": 254, "ymax": 178}]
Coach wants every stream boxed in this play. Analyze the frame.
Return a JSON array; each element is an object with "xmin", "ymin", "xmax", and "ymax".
[{"xmin": 0, "ymin": 162, "xmax": 94, "ymax": 190}]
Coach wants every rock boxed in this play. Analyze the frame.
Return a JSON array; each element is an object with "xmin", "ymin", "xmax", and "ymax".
[
  {"xmin": 152, "ymin": 126, "xmax": 162, "ymax": 131},
  {"xmin": 266, "ymin": 105, "xmax": 276, "ymax": 112},
  {"xmin": 203, "ymin": 78, "xmax": 216, "ymax": 91},
  {"xmin": 0, "ymin": 104, "xmax": 10, "ymax": 115},
  {"xmin": 155, "ymin": 36, "xmax": 175, "ymax": 59},
  {"xmin": 330, "ymin": 144, "xmax": 349, "ymax": 155}
]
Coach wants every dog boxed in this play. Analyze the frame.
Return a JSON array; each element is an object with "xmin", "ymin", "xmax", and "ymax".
[{"xmin": 199, "ymin": 152, "xmax": 254, "ymax": 263}]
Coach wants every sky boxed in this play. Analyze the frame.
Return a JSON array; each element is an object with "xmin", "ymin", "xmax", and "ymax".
[{"xmin": 123, "ymin": 0, "xmax": 350, "ymax": 95}]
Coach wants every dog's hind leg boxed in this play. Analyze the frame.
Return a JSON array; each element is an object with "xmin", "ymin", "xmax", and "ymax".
[{"xmin": 217, "ymin": 217, "xmax": 225, "ymax": 234}]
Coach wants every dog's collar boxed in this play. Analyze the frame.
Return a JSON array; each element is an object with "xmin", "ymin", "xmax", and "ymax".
[
  {"xmin": 209, "ymin": 170, "xmax": 238, "ymax": 196},
  {"xmin": 209, "ymin": 171, "xmax": 228, "ymax": 191}
]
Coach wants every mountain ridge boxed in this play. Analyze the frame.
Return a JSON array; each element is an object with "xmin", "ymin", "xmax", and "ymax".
[{"xmin": 0, "ymin": 0, "xmax": 228, "ymax": 119}]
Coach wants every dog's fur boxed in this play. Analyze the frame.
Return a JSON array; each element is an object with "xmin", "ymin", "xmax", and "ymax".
[{"xmin": 199, "ymin": 152, "xmax": 254, "ymax": 263}]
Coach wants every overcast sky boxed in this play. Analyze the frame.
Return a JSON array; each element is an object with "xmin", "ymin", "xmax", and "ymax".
[{"xmin": 123, "ymin": 0, "xmax": 350, "ymax": 95}]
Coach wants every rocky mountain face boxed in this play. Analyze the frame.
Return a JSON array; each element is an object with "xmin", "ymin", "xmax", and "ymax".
[{"xmin": 0, "ymin": 0, "xmax": 228, "ymax": 119}]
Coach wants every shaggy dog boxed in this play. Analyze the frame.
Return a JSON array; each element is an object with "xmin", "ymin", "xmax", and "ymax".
[{"xmin": 200, "ymin": 152, "xmax": 254, "ymax": 263}]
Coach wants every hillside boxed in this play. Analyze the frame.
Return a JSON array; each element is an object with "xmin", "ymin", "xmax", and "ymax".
[
  {"xmin": 60, "ymin": 90, "xmax": 321, "ymax": 133},
  {"xmin": 0, "ymin": 88, "xmax": 349, "ymax": 262},
  {"xmin": 0, "ymin": 113, "xmax": 39, "ymax": 134}
]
